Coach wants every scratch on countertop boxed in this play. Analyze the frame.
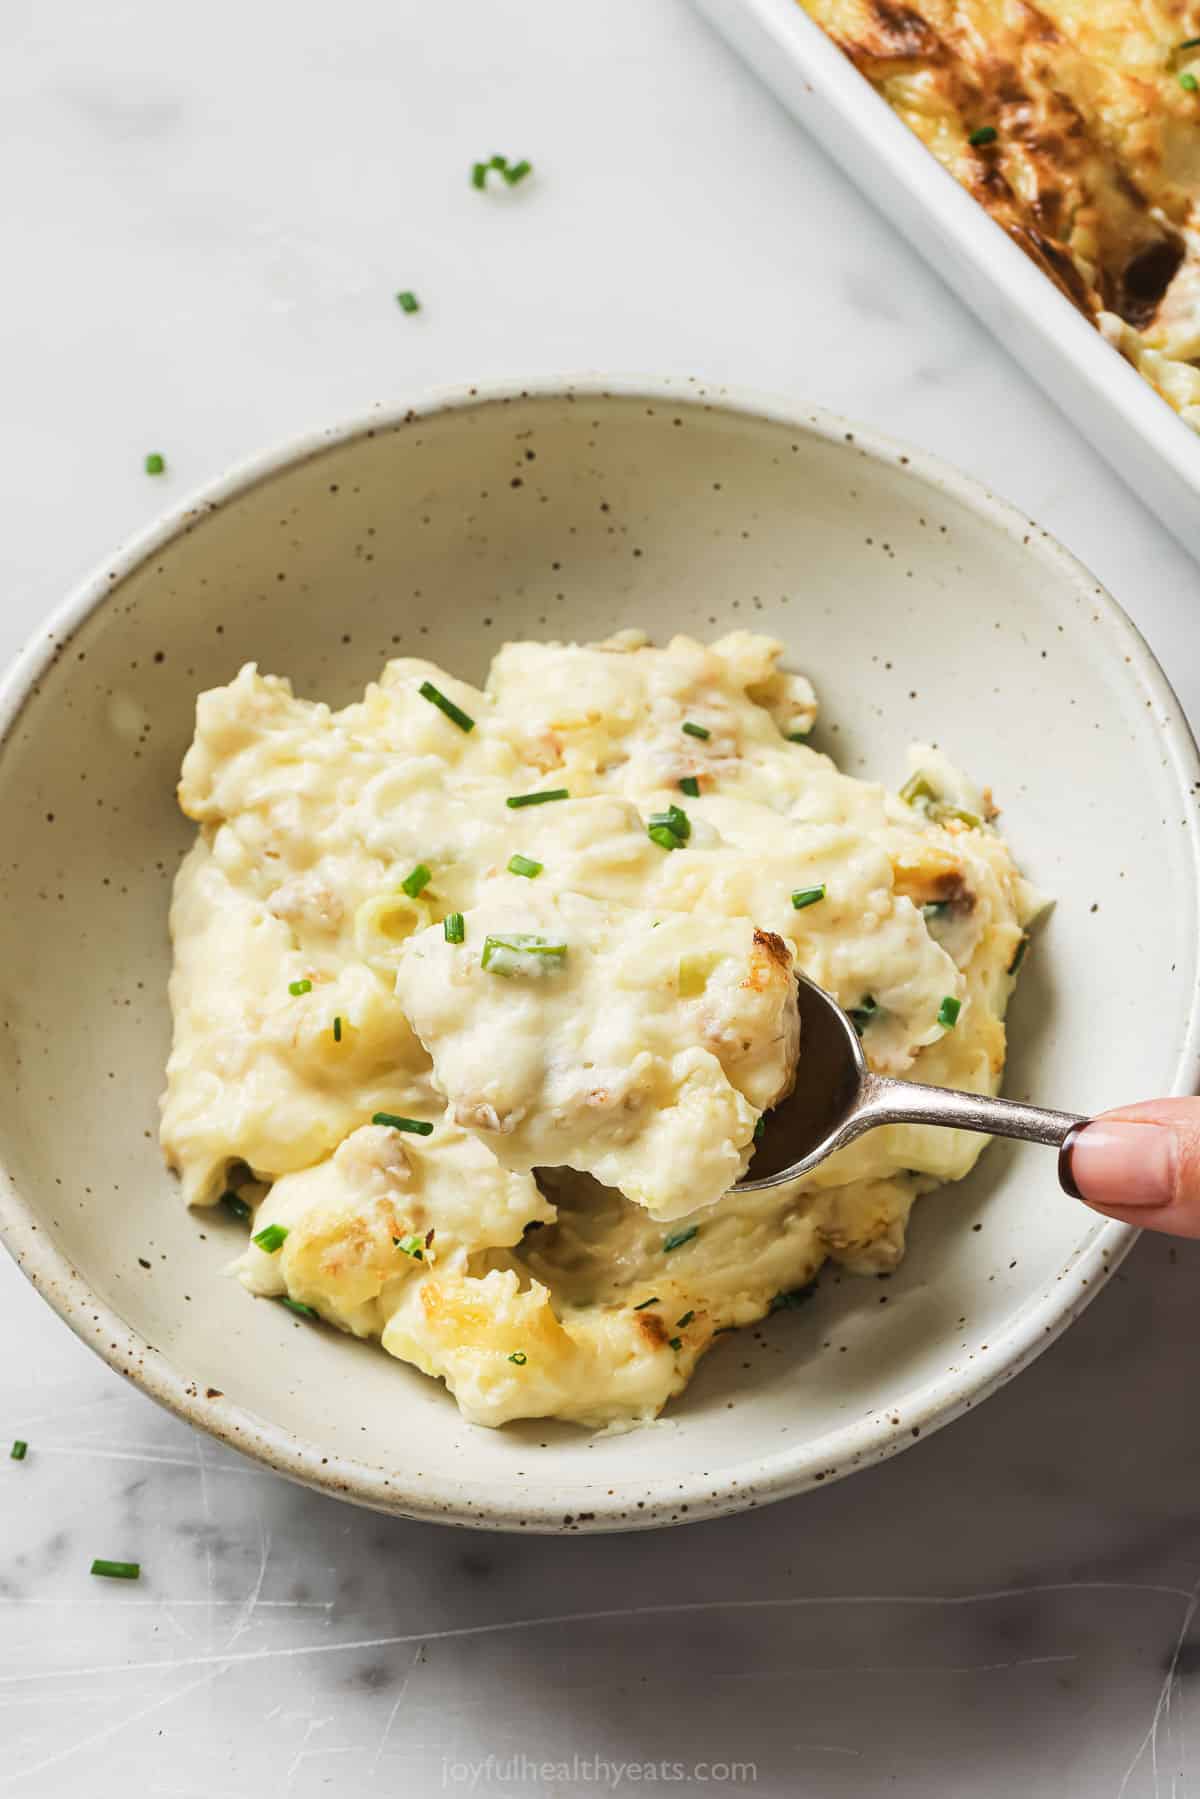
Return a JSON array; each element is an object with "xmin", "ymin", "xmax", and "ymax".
[{"xmin": 1117, "ymin": 1575, "xmax": 1200, "ymax": 1799}]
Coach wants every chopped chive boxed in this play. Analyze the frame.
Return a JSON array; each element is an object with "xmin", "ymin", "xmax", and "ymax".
[
  {"xmin": 936, "ymin": 804, "xmax": 983, "ymax": 829},
  {"xmin": 668, "ymin": 1337, "xmax": 683, "ymax": 1351},
  {"xmin": 900, "ymin": 770, "xmax": 937, "ymax": 808},
  {"xmin": 418, "ymin": 679, "xmax": 475, "ymax": 733},
  {"xmin": 679, "ymin": 775, "xmax": 700, "ymax": 797},
  {"xmin": 279, "ymin": 1296, "xmax": 318, "ymax": 1320},
  {"xmin": 649, "ymin": 804, "xmax": 691, "ymax": 842},
  {"xmin": 507, "ymin": 853, "xmax": 543, "ymax": 878},
  {"xmin": 91, "ymin": 1558, "xmax": 140, "ymax": 1580},
  {"xmin": 401, "ymin": 862, "xmax": 432, "ymax": 898},
  {"xmin": 676, "ymin": 1309, "xmax": 694, "ymax": 1328},
  {"xmin": 471, "ymin": 161, "xmax": 488, "ymax": 188},
  {"xmin": 503, "ymin": 158, "xmax": 532, "ymax": 185},
  {"xmin": 1181, "ymin": 69, "xmax": 1199, "ymax": 89},
  {"xmin": 333, "ymin": 1015, "xmax": 343, "ymax": 1042},
  {"xmin": 373, "ymin": 1112, "xmax": 434, "ymax": 1135},
  {"xmin": 769, "ymin": 1282, "xmax": 817, "ymax": 1312},
  {"xmin": 1008, "ymin": 935, "xmax": 1028, "ymax": 975},
  {"xmin": 394, "ymin": 1233, "xmax": 425, "ymax": 1259},
  {"xmin": 969, "ymin": 125, "xmax": 998, "ymax": 145},
  {"xmin": 395, "ymin": 290, "xmax": 420, "ymax": 314},
  {"xmin": 508, "ymin": 1350, "xmax": 528, "ymax": 1365},
  {"xmin": 1179, "ymin": 35, "xmax": 1200, "ymax": 48},
  {"xmin": 754, "ymin": 1115, "xmax": 766, "ymax": 1142},
  {"xmin": 144, "ymin": 453, "xmax": 165, "ymax": 476},
  {"xmin": 648, "ymin": 824, "xmax": 683, "ymax": 851},
  {"xmin": 482, "ymin": 932, "xmax": 568, "ymax": 974},
  {"xmin": 848, "ymin": 996, "xmax": 877, "ymax": 1034},
  {"xmin": 663, "ymin": 1225, "xmax": 699, "ymax": 1253},
  {"xmin": 506, "ymin": 788, "xmax": 569, "ymax": 808},
  {"xmin": 252, "ymin": 1223, "xmax": 288, "ymax": 1253},
  {"xmin": 938, "ymin": 995, "xmax": 962, "ymax": 1028},
  {"xmin": 444, "ymin": 912, "xmax": 465, "ymax": 944},
  {"xmin": 923, "ymin": 901, "xmax": 950, "ymax": 920},
  {"xmin": 221, "ymin": 1190, "xmax": 252, "ymax": 1222},
  {"xmin": 10, "ymin": 1439, "xmax": 27, "ymax": 1461},
  {"xmin": 681, "ymin": 721, "xmax": 710, "ymax": 740},
  {"xmin": 633, "ymin": 1296, "xmax": 660, "ymax": 1310},
  {"xmin": 490, "ymin": 154, "xmax": 508, "ymax": 170},
  {"xmin": 288, "ymin": 978, "xmax": 312, "ymax": 996},
  {"xmin": 788, "ymin": 726, "xmax": 813, "ymax": 742},
  {"xmin": 791, "ymin": 884, "xmax": 826, "ymax": 910}
]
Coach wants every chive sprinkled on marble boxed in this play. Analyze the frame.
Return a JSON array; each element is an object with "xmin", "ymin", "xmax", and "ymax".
[
  {"xmin": 91, "ymin": 1559, "xmax": 140, "ymax": 1580},
  {"xmin": 144, "ymin": 453, "xmax": 165, "ymax": 476},
  {"xmin": 395, "ymin": 290, "xmax": 420, "ymax": 313},
  {"xmin": 10, "ymin": 1440, "xmax": 27, "ymax": 1461}
]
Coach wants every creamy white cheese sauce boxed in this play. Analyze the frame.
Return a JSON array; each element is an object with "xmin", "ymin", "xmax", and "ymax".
[{"xmin": 162, "ymin": 631, "xmax": 1040, "ymax": 1428}]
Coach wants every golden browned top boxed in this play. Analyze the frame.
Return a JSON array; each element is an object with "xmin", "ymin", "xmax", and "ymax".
[{"xmin": 800, "ymin": 0, "xmax": 1200, "ymax": 339}]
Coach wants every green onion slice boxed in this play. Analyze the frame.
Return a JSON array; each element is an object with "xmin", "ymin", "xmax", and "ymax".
[
  {"xmin": 938, "ymin": 995, "xmax": 962, "ymax": 1028},
  {"xmin": 969, "ymin": 125, "xmax": 998, "ymax": 145},
  {"xmin": 482, "ymin": 933, "xmax": 568, "ymax": 975},
  {"xmin": 333, "ymin": 1016, "xmax": 343, "ymax": 1042},
  {"xmin": 288, "ymin": 978, "xmax": 312, "ymax": 996},
  {"xmin": 1181, "ymin": 69, "xmax": 1199, "ymax": 89},
  {"xmin": 668, "ymin": 1336, "xmax": 683, "ymax": 1351},
  {"xmin": 663, "ymin": 1225, "xmax": 699, "ymax": 1253},
  {"xmin": 373, "ymin": 1112, "xmax": 434, "ymax": 1135},
  {"xmin": 508, "ymin": 1350, "xmax": 528, "ymax": 1365},
  {"xmin": 791, "ymin": 885, "xmax": 826, "ymax": 910},
  {"xmin": 900, "ymin": 770, "xmax": 937, "ymax": 808},
  {"xmin": 221, "ymin": 1191, "xmax": 252, "ymax": 1222},
  {"xmin": 252, "ymin": 1223, "xmax": 288, "ymax": 1253},
  {"xmin": 444, "ymin": 912, "xmax": 465, "ymax": 944},
  {"xmin": 280, "ymin": 1296, "xmax": 318, "ymax": 1320},
  {"xmin": 681, "ymin": 721, "xmax": 710, "ymax": 740},
  {"xmin": 649, "ymin": 804, "xmax": 691, "ymax": 842},
  {"xmin": 144, "ymin": 453, "xmax": 165, "ymax": 476},
  {"xmin": 418, "ymin": 680, "xmax": 475, "ymax": 732},
  {"xmin": 679, "ymin": 775, "xmax": 700, "ymax": 797},
  {"xmin": 10, "ymin": 1439, "xmax": 27, "ymax": 1460},
  {"xmin": 396, "ymin": 290, "xmax": 420, "ymax": 313},
  {"xmin": 506, "ymin": 788, "xmax": 568, "ymax": 808},
  {"xmin": 503, "ymin": 159, "xmax": 532, "ymax": 184},
  {"xmin": 401, "ymin": 863, "xmax": 432, "ymax": 898},
  {"xmin": 507, "ymin": 853, "xmax": 543, "ymax": 878},
  {"xmin": 676, "ymin": 1310, "xmax": 695, "ymax": 1328},
  {"xmin": 394, "ymin": 1233, "xmax": 425, "ymax": 1258},
  {"xmin": 633, "ymin": 1296, "xmax": 660, "ymax": 1310},
  {"xmin": 648, "ymin": 824, "xmax": 682, "ymax": 851},
  {"xmin": 91, "ymin": 1558, "xmax": 140, "ymax": 1580}
]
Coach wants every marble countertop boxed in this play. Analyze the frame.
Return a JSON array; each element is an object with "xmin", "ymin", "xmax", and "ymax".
[{"xmin": 4, "ymin": 1, "xmax": 1199, "ymax": 1792}]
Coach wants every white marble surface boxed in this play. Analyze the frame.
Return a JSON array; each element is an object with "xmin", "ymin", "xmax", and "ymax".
[{"xmin": 3, "ymin": 1, "xmax": 1200, "ymax": 1792}]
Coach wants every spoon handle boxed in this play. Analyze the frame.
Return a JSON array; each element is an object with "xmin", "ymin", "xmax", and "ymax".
[{"xmin": 861, "ymin": 1073, "xmax": 1088, "ymax": 1148}]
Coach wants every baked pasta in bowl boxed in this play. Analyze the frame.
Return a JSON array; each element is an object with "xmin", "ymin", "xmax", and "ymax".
[{"xmin": 0, "ymin": 379, "xmax": 1195, "ymax": 1528}]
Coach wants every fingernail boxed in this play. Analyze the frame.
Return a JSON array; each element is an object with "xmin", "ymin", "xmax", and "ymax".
[{"xmin": 1060, "ymin": 1121, "xmax": 1177, "ymax": 1209}]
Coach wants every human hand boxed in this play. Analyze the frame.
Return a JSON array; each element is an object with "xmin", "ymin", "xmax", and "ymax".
[{"xmin": 1059, "ymin": 1100, "xmax": 1200, "ymax": 1238}]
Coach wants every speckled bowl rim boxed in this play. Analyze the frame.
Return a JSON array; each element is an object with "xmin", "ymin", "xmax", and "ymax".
[{"xmin": 1, "ymin": 375, "xmax": 1197, "ymax": 1533}]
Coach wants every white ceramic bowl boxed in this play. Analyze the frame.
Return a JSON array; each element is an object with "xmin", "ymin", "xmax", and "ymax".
[{"xmin": 2, "ymin": 378, "xmax": 1198, "ymax": 1533}]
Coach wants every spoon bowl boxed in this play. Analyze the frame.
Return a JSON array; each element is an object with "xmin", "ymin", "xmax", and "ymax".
[{"xmin": 739, "ymin": 976, "xmax": 1088, "ymax": 1194}]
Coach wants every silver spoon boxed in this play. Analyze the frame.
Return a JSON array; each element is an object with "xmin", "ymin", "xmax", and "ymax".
[{"xmin": 736, "ymin": 974, "xmax": 1088, "ymax": 1193}]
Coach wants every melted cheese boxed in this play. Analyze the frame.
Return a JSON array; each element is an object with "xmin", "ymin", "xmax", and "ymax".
[
  {"xmin": 798, "ymin": 0, "xmax": 1200, "ymax": 426},
  {"xmin": 162, "ymin": 631, "xmax": 1040, "ymax": 1429}
]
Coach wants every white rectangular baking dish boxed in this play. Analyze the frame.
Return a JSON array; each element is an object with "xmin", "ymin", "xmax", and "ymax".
[{"xmin": 696, "ymin": 0, "xmax": 1200, "ymax": 549}]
